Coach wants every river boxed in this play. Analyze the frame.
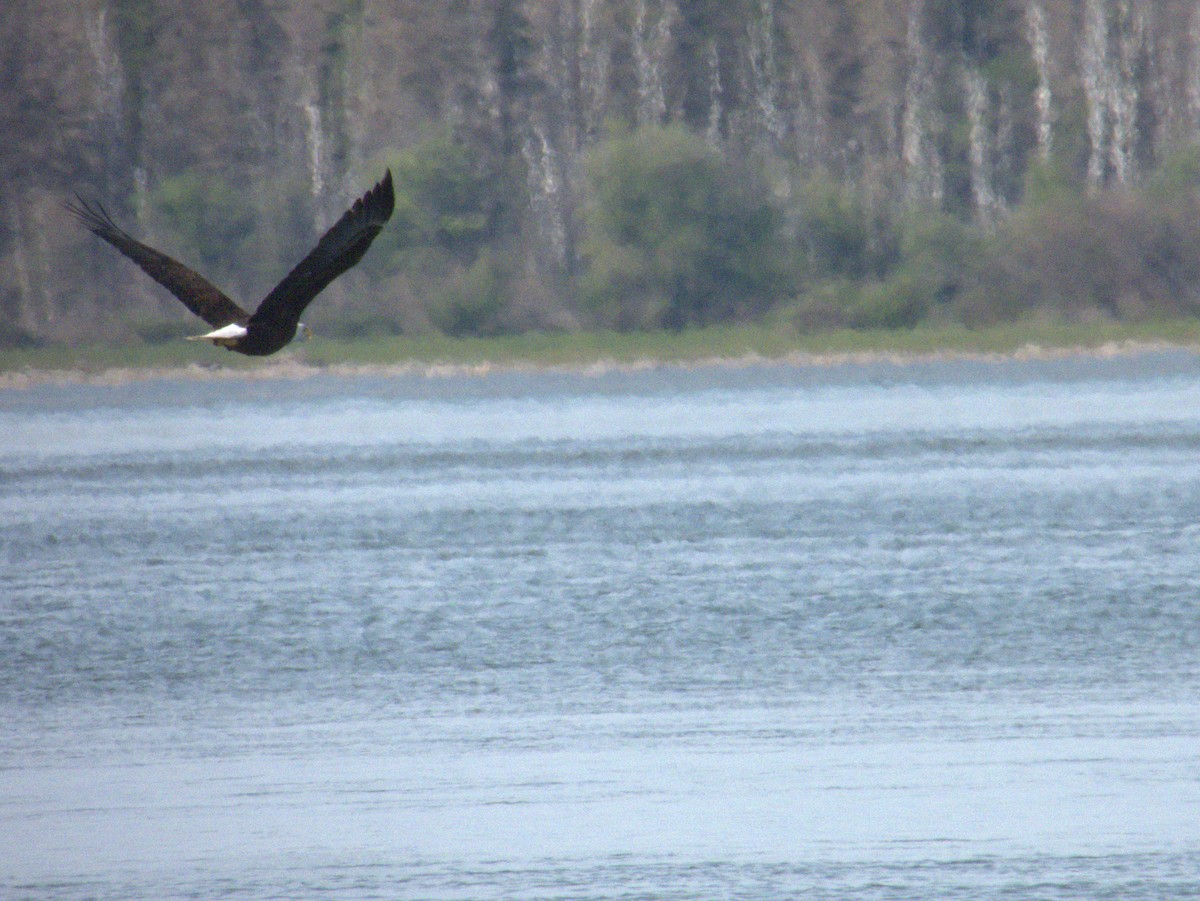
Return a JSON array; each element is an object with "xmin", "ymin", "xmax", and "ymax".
[{"xmin": 2, "ymin": 354, "xmax": 1199, "ymax": 898}]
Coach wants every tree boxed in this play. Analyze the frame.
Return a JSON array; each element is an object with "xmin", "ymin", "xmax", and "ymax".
[{"xmin": 489, "ymin": 0, "xmax": 540, "ymax": 160}]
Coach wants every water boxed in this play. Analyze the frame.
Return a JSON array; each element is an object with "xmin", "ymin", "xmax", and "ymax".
[{"xmin": 3, "ymin": 354, "xmax": 1200, "ymax": 898}]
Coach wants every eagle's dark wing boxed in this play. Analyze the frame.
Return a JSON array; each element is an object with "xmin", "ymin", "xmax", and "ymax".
[
  {"xmin": 65, "ymin": 197, "xmax": 251, "ymax": 328},
  {"xmin": 250, "ymin": 170, "xmax": 395, "ymax": 334}
]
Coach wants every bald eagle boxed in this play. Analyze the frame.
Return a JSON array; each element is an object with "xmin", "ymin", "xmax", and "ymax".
[{"xmin": 67, "ymin": 171, "xmax": 395, "ymax": 356}]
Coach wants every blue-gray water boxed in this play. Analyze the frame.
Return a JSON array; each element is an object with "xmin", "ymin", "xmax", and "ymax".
[{"xmin": 3, "ymin": 355, "xmax": 1200, "ymax": 899}]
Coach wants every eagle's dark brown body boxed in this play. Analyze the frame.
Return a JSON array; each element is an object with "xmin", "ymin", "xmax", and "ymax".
[{"xmin": 68, "ymin": 171, "xmax": 395, "ymax": 356}]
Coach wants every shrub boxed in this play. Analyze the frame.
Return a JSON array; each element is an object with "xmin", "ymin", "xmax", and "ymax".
[
  {"xmin": 971, "ymin": 172, "xmax": 1200, "ymax": 322},
  {"xmin": 852, "ymin": 275, "xmax": 932, "ymax": 329},
  {"xmin": 145, "ymin": 170, "xmax": 318, "ymax": 308},
  {"xmin": 149, "ymin": 171, "xmax": 256, "ymax": 279},
  {"xmin": 365, "ymin": 133, "xmax": 506, "ymax": 333},
  {"xmin": 580, "ymin": 124, "xmax": 792, "ymax": 330},
  {"xmin": 789, "ymin": 273, "xmax": 931, "ymax": 331},
  {"xmin": 427, "ymin": 252, "xmax": 507, "ymax": 337},
  {"xmin": 795, "ymin": 174, "xmax": 874, "ymax": 279},
  {"xmin": 375, "ymin": 132, "xmax": 495, "ymax": 267}
]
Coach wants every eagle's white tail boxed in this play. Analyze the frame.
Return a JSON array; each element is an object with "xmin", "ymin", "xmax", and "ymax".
[{"xmin": 187, "ymin": 323, "xmax": 248, "ymax": 343}]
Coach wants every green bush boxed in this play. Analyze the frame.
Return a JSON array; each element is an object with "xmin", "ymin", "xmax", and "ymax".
[
  {"xmin": 894, "ymin": 211, "xmax": 984, "ymax": 313},
  {"xmin": 365, "ymin": 133, "xmax": 505, "ymax": 333},
  {"xmin": 376, "ymin": 132, "xmax": 495, "ymax": 266},
  {"xmin": 427, "ymin": 252, "xmax": 507, "ymax": 337},
  {"xmin": 145, "ymin": 169, "xmax": 324, "ymax": 309},
  {"xmin": 149, "ymin": 171, "xmax": 256, "ymax": 278},
  {"xmin": 795, "ymin": 174, "xmax": 874, "ymax": 279},
  {"xmin": 789, "ymin": 273, "xmax": 930, "ymax": 332},
  {"xmin": 580, "ymin": 124, "xmax": 792, "ymax": 330},
  {"xmin": 966, "ymin": 161, "xmax": 1200, "ymax": 322},
  {"xmin": 1145, "ymin": 146, "xmax": 1200, "ymax": 202},
  {"xmin": 790, "ymin": 148, "xmax": 1200, "ymax": 331}
]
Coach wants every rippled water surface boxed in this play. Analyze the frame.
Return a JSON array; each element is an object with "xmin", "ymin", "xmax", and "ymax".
[{"xmin": 3, "ymin": 355, "xmax": 1200, "ymax": 898}]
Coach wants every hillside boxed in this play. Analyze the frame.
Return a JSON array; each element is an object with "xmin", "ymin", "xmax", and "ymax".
[{"xmin": 5, "ymin": 1, "xmax": 1200, "ymax": 348}]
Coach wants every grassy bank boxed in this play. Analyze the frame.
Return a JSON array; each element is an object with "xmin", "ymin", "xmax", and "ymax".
[{"xmin": 4, "ymin": 318, "xmax": 1200, "ymax": 383}]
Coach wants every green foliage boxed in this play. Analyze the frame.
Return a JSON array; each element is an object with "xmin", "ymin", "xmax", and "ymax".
[
  {"xmin": 958, "ymin": 154, "xmax": 1200, "ymax": 323},
  {"xmin": 366, "ymin": 132, "xmax": 507, "ymax": 333},
  {"xmin": 143, "ymin": 170, "xmax": 315, "ymax": 306},
  {"xmin": 1021, "ymin": 156, "xmax": 1083, "ymax": 207},
  {"xmin": 379, "ymin": 132, "xmax": 494, "ymax": 264},
  {"xmin": 580, "ymin": 124, "xmax": 791, "ymax": 330},
  {"xmin": 319, "ymin": 313, "xmax": 404, "ymax": 341},
  {"xmin": 1145, "ymin": 146, "xmax": 1200, "ymax": 201},
  {"xmin": 428, "ymin": 252, "xmax": 507, "ymax": 337},
  {"xmin": 1047, "ymin": 96, "xmax": 1095, "ymax": 187},
  {"xmin": 789, "ymin": 272, "xmax": 931, "ymax": 332},
  {"xmin": 787, "ymin": 148, "xmax": 1200, "ymax": 332},
  {"xmin": 795, "ymin": 209, "xmax": 979, "ymax": 331},
  {"xmin": 796, "ymin": 173, "xmax": 895, "ymax": 280},
  {"xmin": 895, "ymin": 210, "xmax": 984, "ymax": 309},
  {"xmin": 852, "ymin": 276, "xmax": 931, "ymax": 330},
  {"xmin": 149, "ymin": 171, "xmax": 256, "ymax": 278}
]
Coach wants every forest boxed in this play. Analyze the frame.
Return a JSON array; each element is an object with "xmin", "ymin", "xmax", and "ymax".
[{"xmin": 6, "ymin": 0, "xmax": 1200, "ymax": 349}]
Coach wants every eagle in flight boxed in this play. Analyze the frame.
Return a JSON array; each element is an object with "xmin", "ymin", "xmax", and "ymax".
[{"xmin": 67, "ymin": 170, "xmax": 395, "ymax": 356}]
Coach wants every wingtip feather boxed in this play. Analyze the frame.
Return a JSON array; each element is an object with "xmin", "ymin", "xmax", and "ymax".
[
  {"xmin": 64, "ymin": 193, "xmax": 124, "ymax": 237},
  {"xmin": 376, "ymin": 169, "xmax": 395, "ymax": 222}
]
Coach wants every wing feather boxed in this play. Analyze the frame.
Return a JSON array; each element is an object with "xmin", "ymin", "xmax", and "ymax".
[
  {"xmin": 66, "ymin": 197, "xmax": 250, "ymax": 328},
  {"xmin": 250, "ymin": 170, "xmax": 395, "ymax": 334}
]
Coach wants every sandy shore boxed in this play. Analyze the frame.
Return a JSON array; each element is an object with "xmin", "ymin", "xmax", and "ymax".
[{"xmin": 2, "ymin": 338, "xmax": 1197, "ymax": 392}]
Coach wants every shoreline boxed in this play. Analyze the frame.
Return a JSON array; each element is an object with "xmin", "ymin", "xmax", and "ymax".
[{"xmin": 3, "ymin": 335, "xmax": 1198, "ymax": 391}]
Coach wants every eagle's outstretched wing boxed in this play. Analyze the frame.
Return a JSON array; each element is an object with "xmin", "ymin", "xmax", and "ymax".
[
  {"xmin": 64, "ymin": 197, "xmax": 251, "ymax": 328},
  {"xmin": 249, "ymin": 170, "xmax": 395, "ymax": 335}
]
